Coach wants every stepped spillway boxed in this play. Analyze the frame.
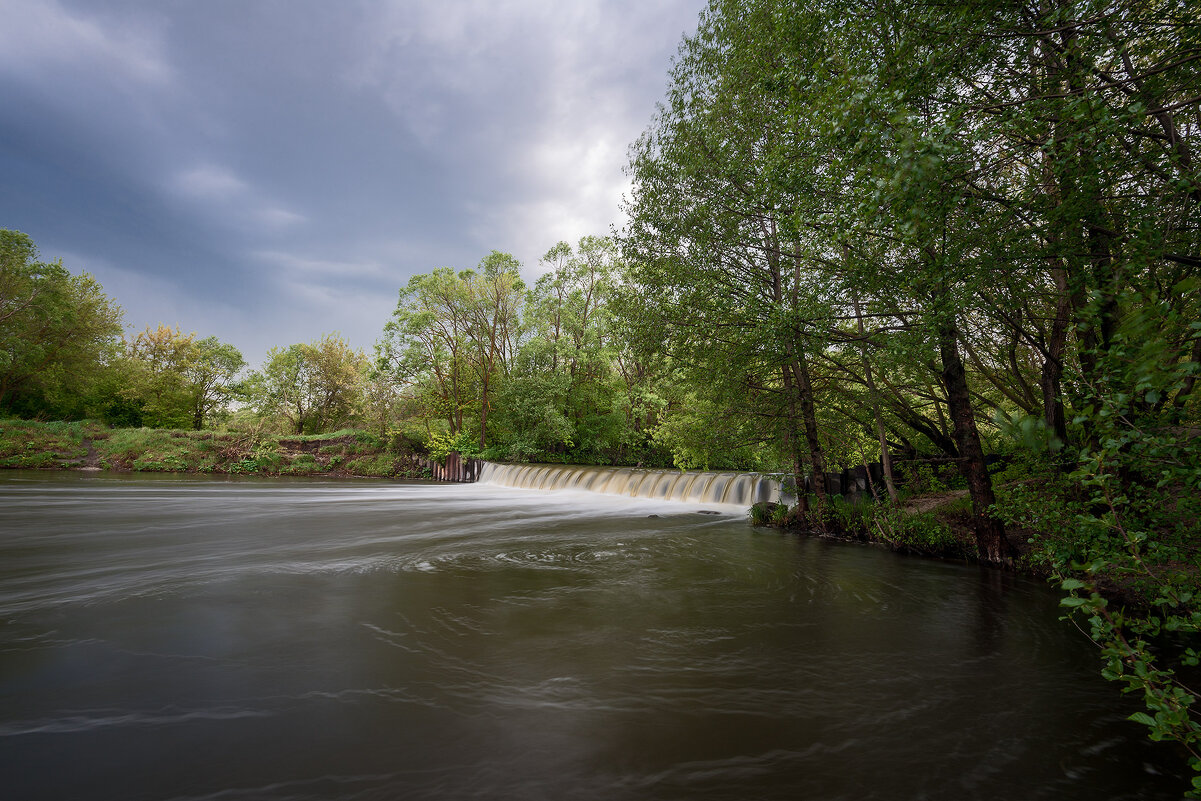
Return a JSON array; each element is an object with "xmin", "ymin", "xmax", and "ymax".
[{"xmin": 476, "ymin": 462, "xmax": 779, "ymax": 506}]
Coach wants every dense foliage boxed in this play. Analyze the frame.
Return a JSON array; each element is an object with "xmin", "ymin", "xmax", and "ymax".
[
  {"xmin": 0, "ymin": 230, "xmax": 124, "ymax": 419},
  {"xmin": 619, "ymin": 0, "xmax": 1201, "ymax": 786}
]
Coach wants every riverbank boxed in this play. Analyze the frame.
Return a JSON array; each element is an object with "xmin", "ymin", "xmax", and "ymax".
[
  {"xmin": 0, "ymin": 419, "xmax": 431, "ymax": 479},
  {"xmin": 0, "ymin": 419, "xmax": 1051, "ymax": 569},
  {"xmin": 751, "ymin": 492, "xmax": 994, "ymax": 560},
  {"xmin": 0, "ymin": 418, "xmax": 1171, "ymax": 599},
  {"xmin": 751, "ymin": 481, "xmax": 1194, "ymax": 617}
]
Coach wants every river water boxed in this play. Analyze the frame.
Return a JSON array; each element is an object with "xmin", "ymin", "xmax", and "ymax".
[{"xmin": 0, "ymin": 471, "xmax": 1185, "ymax": 799}]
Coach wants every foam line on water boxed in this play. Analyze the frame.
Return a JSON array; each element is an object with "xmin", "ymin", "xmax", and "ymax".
[{"xmin": 476, "ymin": 462, "xmax": 779, "ymax": 508}]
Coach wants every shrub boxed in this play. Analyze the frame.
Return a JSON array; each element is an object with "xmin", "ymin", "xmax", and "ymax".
[
  {"xmin": 750, "ymin": 501, "xmax": 782, "ymax": 526},
  {"xmin": 345, "ymin": 455, "xmax": 397, "ymax": 476},
  {"xmin": 280, "ymin": 454, "xmax": 319, "ymax": 475},
  {"xmin": 868, "ymin": 504, "xmax": 958, "ymax": 554}
]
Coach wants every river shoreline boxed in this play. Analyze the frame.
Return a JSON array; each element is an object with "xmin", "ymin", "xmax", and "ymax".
[
  {"xmin": 3, "ymin": 418, "xmax": 1040, "ymax": 570},
  {"xmin": 0, "ymin": 419, "xmax": 433, "ymax": 479}
]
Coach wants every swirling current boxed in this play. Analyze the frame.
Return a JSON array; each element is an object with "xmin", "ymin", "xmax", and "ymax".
[{"xmin": 0, "ymin": 471, "xmax": 1186, "ymax": 799}]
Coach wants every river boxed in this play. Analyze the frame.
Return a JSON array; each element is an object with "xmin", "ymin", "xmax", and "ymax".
[{"xmin": 0, "ymin": 471, "xmax": 1184, "ymax": 799}]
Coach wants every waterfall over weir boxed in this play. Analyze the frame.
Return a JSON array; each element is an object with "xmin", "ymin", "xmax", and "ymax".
[{"xmin": 476, "ymin": 462, "xmax": 780, "ymax": 507}]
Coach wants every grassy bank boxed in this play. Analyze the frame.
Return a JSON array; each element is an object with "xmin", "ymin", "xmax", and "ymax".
[
  {"xmin": 751, "ymin": 493, "xmax": 982, "ymax": 560},
  {"xmin": 750, "ymin": 468, "xmax": 1199, "ymax": 614},
  {"xmin": 0, "ymin": 419, "xmax": 432, "ymax": 479},
  {"xmin": 2, "ymin": 417, "xmax": 1185, "ymax": 606}
]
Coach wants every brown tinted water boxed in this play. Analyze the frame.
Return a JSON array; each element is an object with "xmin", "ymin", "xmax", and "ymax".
[{"xmin": 0, "ymin": 471, "xmax": 1185, "ymax": 799}]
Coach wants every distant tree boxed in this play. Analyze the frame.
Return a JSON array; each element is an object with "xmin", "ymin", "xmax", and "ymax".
[
  {"xmin": 376, "ymin": 252, "xmax": 525, "ymax": 451},
  {"xmin": 184, "ymin": 336, "xmax": 245, "ymax": 429},
  {"xmin": 115, "ymin": 325, "xmax": 244, "ymax": 429},
  {"xmin": 464, "ymin": 251, "xmax": 525, "ymax": 450},
  {"xmin": 121, "ymin": 325, "xmax": 198, "ymax": 429},
  {"xmin": 0, "ymin": 229, "xmax": 124, "ymax": 419},
  {"xmin": 512, "ymin": 236, "xmax": 631, "ymax": 460},
  {"xmin": 248, "ymin": 333, "xmax": 366, "ymax": 434},
  {"xmin": 377, "ymin": 267, "xmax": 474, "ymax": 436}
]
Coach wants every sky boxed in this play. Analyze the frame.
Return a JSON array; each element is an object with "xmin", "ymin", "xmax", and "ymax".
[{"xmin": 0, "ymin": 0, "xmax": 706, "ymax": 365}]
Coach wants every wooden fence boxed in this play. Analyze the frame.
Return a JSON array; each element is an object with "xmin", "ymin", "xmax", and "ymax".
[{"xmin": 414, "ymin": 451, "xmax": 483, "ymax": 482}]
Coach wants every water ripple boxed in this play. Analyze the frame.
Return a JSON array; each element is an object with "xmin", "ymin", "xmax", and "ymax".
[{"xmin": 0, "ymin": 706, "xmax": 272, "ymax": 736}]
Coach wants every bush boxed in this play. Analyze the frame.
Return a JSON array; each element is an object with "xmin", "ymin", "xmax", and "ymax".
[
  {"xmin": 280, "ymin": 454, "xmax": 319, "ymax": 475},
  {"xmin": 352, "ymin": 431, "xmax": 385, "ymax": 451},
  {"xmin": 894, "ymin": 460, "xmax": 963, "ymax": 495},
  {"xmin": 102, "ymin": 428, "xmax": 192, "ymax": 471},
  {"xmin": 749, "ymin": 501, "xmax": 782, "ymax": 526},
  {"xmin": 868, "ymin": 504, "xmax": 958, "ymax": 554},
  {"xmin": 344, "ymin": 455, "xmax": 397, "ymax": 476},
  {"xmin": 426, "ymin": 430, "xmax": 479, "ymax": 463},
  {"xmin": 386, "ymin": 428, "xmax": 420, "ymax": 455},
  {"xmin": 822, "ymin": 495, "xmax": 871, "ymax": 534}
]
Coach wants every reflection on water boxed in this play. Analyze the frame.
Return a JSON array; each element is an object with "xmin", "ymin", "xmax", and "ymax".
[{"xmin": 0, "ymin": 471, "xmax": 1185, "ymax": 799}]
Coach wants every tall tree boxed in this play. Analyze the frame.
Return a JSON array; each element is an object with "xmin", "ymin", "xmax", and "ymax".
[
  {"xmin": 519, "ymin": 237, "xmax": 629, "ymax": 459},
  {"xmin": 378, "ymin": 268, "xmax": 473, "ymax": 435},
  {"xmin": 0, "ymin": 230, "xmax": 124, "ymax": 419},
  {"xmin": 185, "ymin": 337, "xmax": 245, "ymax": 430},
  {"xmin": 122, "ymin": 325, "xmax": 199, "ymax": 429},
  {"xmin": 377, "ymin": 253, "xmax": 525, "ymax": 451},
  {"xmin": 620, "ymin": 0, "xmax": 852, "ymax": 487},
  {"xmin": 117, "ymin": 326, "xmax": 244, "ymax": 429},
  {"xmin": 464, "ymin": 251, "xmax": 525, "ymax": 451}
]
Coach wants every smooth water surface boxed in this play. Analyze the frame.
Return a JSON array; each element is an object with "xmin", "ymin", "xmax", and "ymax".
[{"xmin": 0, "ymin": 471, "xmax": 1185, "ymax": 800}]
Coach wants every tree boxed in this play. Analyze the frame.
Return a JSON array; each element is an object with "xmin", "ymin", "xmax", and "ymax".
[
  {"xmin": 516, "ymin": 237, "xmax": 632, "ymax": 460},
  {"xmin": 248, "ymin": 334, "xmax": 366, "ymax": 434},
  {"xmin": 114, "ymin": 325, "xmax": 244, "ymax": 429},
  {"xmin": 0, "ymin": 230, "xmax": 124, "ymax": 419},
  {"xmin": 464, "ymin": 251, "xmax": 525, "ymax": 451},
  {"xmin": 376, "ymin": 253, "xmax": 525, "ymax": 452},
  {"xmin": 121, "ymin": 325, "xmax": 198, "ymax": 429},
  {"xmin": 377, "ymin": 268, "xmax": 474, "ymax": 436},
  {"xmin": 619, "ymin": 0, "xmax": 848, "ymax": 487},
  {"xmin": 185, "ymin": 337, "xmax": 245, "ymax": 429}
]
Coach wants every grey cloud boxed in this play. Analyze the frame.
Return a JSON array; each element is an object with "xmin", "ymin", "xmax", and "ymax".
[{"xmin": 0, "ymin": 0, "xmax": 708, "ymax": 365}]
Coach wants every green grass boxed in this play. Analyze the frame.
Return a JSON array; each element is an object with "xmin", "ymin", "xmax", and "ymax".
[
  {"xmin": 0, "ymin": 419, "xmax": 431, "ymax": 479},
  {"xmin": 0, "ymin": 419, "xmax": 95, "ymax": 467}
]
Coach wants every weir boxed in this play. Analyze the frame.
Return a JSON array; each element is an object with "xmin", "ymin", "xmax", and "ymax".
[{"xmin": 476, "ymin": 462, "xmax": 781, "ymax": 506}]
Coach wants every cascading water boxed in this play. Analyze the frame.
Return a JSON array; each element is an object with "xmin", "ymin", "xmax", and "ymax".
[{"xmin": 476, "ymin": 462, "xmax": 780, "ymax": 506}]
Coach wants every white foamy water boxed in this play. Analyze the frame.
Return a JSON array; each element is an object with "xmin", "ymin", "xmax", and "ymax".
[{"xmin": 477, "ymin": 462, "xmax": 780, "ymax": 507}]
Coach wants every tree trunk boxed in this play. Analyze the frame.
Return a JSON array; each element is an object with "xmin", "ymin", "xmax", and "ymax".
[
  {"xmin": 778, "ymin": 242, "xmax": 827, "ymax": 506},
  {"xmin": 1041, "ymin": 268, "xmax": 1071, "ymax": 450},
  {"xmin": 478, "ymin": 398, "xmax": 488, "ymax": 452},
  {"xmin": 938, "ymin": 321, "xmax": 1013, "ymax": 564},
  {"xmin": 852, "ymin": 287, "xmax": 898, "ymax": 501},
  {"xmin": 790, "ymin": 353, "xmax": 828, "ymax": 505},
  {"xmin": 779, "ymin": 365, "xmax": 809, "ymax": 511}
]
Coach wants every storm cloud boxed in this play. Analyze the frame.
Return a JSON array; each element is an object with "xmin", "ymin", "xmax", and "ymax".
[{"xmin": 0, "ymin": 0, "xmax": 705, "ymax": 362}]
